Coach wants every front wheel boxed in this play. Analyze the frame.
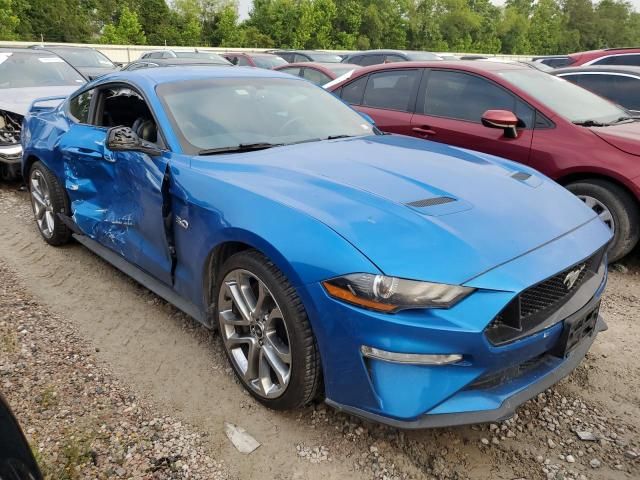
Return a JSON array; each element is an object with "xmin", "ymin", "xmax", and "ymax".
[
  {"xmin": 28, "ymin": 161, "xmax": 72, "ymax": 246},
  {"xmin": 566, "ymin": 179, "xmax": 639, "ymax": 263},
  {"xmin": 215, "ymin": 250, "xmax": 322, "ymax": 410}
]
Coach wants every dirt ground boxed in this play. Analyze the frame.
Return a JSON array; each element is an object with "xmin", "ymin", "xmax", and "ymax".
[{"xmin": 0, "ymin": 181, "xmax": 638, "ymax": 480}]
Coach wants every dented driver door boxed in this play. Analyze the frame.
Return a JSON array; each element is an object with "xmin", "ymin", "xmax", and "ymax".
[{"xmin": 60, "ymin": 85, "xmax": 174, "ymax": 285}]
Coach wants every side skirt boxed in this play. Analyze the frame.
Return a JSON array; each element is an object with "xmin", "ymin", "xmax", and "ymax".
[{"xmin": 72, "ymin": 233, "xmax": 211, "ymax": 327}]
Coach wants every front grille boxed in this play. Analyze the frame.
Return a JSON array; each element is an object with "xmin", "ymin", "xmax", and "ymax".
[
  {"xmin": 485, "ymin": 248, "xmax": 604, "ymax": 345},
  {"xmin": 466, "ymin": 353, "xmax": 552, "ymax": 391}
]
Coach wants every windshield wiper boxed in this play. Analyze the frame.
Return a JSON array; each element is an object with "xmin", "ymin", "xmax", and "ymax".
[
  {"xmin": 572, "ymin": 119, "xmax": 609, "ymax": 127},
  {"xmin": 611, "ymin": 115, "xmax": 640, "ymax": 124},
  {"xmin": 326, "ymin": 134, "xmax": 356, "ymax": 140},
  {"xmin": 198, "ymin": 142, "xmax": 283, "ymax": 155}
]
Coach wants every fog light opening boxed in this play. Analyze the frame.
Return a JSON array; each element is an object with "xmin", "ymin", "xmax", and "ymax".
[{"xmin": 360, "ymin": 346, "xmax": 462, "ymax": 365}]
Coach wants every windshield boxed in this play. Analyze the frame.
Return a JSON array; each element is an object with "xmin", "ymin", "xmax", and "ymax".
[
  {"xmin": 500, "ymin": 70, "xmax": 628, "ymax": 124},
  {"xmin": 48, "ymin": 47, "xmax": 114, "ymax": 68},
  {"xmin": 175, "ymin": 52, "xmax": 230, "ymax": 64},
  {"xmin": 309, "ymin": 53, "xmax": 343, "ymax": 63},
  {"xmin": 500, "ymin": 69, "xmax": 628, "ymax": 124},
  {"xmin": 0, "ymin": 52, "xmax": 86, "ymax": 89},
  {"xmin": 158, "ymin": 77, "xmax": 375, "ymax": 154},
  {"xmin": 253, "ymin": 55, "xmax": 288, "ymax": 69},
  {"xmin": 406, "ymin": 52, "xmax": 442, "ymax": 61}
]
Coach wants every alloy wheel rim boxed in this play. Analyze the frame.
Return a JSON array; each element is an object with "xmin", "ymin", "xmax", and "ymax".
[
  {"xmin": 29, "ymin": 170, "xmax": 55, "ymax": 239},
  {"xmin": 577, "ymin": 194, "xmax": 615, "ymax": 234},
  {"xmin": 218, "ymin": 269, "xmax": 292, "ymax": 399}
]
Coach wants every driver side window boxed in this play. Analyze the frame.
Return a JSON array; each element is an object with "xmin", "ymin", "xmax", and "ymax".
[{"xmin": 94, "ymin": 86, "xmax": 161, "ymax": 147}]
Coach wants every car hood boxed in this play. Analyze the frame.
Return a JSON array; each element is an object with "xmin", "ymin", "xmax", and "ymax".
[
  {"xmin": 0, "ymin": 86, "xmax": 80, "ymax": 115},
  {"xmin": 590, "ymin": 122, "xmax": 640, "ymax": 156},
  {"xmin": 192, "ymin": 135, "xmax": 598, "ymax": 285}
]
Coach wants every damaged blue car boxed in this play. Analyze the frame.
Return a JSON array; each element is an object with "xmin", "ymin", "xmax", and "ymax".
[{"xmin": 22, "ymin": 67, "xmax": 611, "ymax": 428}]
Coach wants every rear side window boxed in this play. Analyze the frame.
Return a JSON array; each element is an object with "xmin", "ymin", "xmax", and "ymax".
[
  {"xmin": 348, "ymin": 55, "xmax": 363, "ymax": 65},
  {"xmin": 423, "ymin": 70, "xmax": 534, "ymax": 127},
  {"xmin": 362, "ymin": 70, "xmax": 420, "ymax": 111},
  {"xmin": 359, "ymin": 54, "xmax": 384, "ymax": 66},
  {"xmin": 302, "ymin": 68, "xmax": 331, "ymax": 86},
  {"xmin": 568, "ymin": 73, "xmax": 640, "ymax": 111},
  {"xmin": 593, "ymin": 54, "xmax": 640, "ymax": 66},
  {"xmin": 68, "ymin": 89, "xmax": 94, "ymax": 123},
  {"xmin": 294, "ymin": 54, "xmax": 310, "ymax": 62},
  {"xmin": 340, "ymin": 75, "xmax": 368, "ymax": 104},
  {"xmin": 278, "ymin": 67, "xmax": 301, "ymax": 77},
  {"xmin": 236, "ymin": 56, "xmax": 251, "ymax": 66},
  {"xmin": 385, "ymin": 54, "xmax": 405, "ymax": 63}
]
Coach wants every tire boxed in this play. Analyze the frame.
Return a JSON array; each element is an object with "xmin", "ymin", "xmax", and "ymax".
[
  {"xmin": 566, "ymin": 179, "xmax": 640, "ymax": 263},
  {"xmin": 28, "ymin": 161, "xmax": 72, "ymax": 246},
  {"xmin": 215, "ymin": 249, "xmax": 322, "ymax": 410}
]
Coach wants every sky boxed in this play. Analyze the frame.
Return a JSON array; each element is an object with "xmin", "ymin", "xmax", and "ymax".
[{"xmin": 237, "ymin": 0, "xmax": 640, "ymax": 21}]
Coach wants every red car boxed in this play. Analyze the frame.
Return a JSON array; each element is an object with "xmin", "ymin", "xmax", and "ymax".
[
  {"xmin": 221, "ymin": 52, "xmax": 287, "ymax": 69},
  {"xmin": 329, "ymin": 61, "xmax": 640, "ymax": 261},
  {"xmin": 568, "ymin": 48, "xmax": 640, "ymax": 67},
  {"xmin": 274, "ymin": 62, "xmax": 361, "ymax": 86}
]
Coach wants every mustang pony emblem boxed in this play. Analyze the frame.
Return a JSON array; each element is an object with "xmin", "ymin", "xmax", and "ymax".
[{"xmin": 563, "ymin": 265, "xmax": 585, "ymax": 289}]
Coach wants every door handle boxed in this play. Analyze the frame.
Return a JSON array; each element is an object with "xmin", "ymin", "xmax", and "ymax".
[
  {"xmin": 66, "ymin": 147, "xmax": 104, "ymax": 159},
  {"xmin": 412, "ymin": 126, "xmax": 436, "ymax": 137}
]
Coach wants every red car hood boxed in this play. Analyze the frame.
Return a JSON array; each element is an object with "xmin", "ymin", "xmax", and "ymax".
[{"xmin": 590, "ymin": 122, "xmax": 640, "ymax": 157}]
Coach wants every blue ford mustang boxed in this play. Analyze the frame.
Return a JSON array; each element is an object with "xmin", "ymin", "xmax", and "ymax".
[{"xmin": 21, "ymin": 67, "xmax": 611, "ymax": 428}]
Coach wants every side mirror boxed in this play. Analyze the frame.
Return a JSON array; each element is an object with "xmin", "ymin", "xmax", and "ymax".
[
  {"xmin": 359, "ymin": 112, "xmax": 376, "ymax": 126},
  {"xmin": 481, "ymin": 110, "xmax": 519, "ymax": 139},
  {"xmin": 106, "ymin": 126, "xmax": 161, "ymax": 156}
]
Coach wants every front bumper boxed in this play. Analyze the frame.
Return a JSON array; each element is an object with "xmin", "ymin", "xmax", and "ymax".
[
  {"xmin": 302, "ymin": 217, "xmax": 611, "ymax": 428},
  {"xmin": 327, "ymin": 311, "xmax": 606, "ymax": 429},
  {"xmin": 0, "ymin": 144, "xmax": 22, "ymax": 165}
]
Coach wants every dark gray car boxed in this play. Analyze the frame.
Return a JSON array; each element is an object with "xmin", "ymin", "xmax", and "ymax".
[
  {"xmin": 31, "ymin": 45, "xmax": 117, "ymax": 80},
  {"xmin": 553, "ymin": 65, "xmax": 640, "ymax": 114}
]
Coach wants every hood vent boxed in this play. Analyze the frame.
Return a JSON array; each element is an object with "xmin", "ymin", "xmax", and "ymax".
[
  {"xmin": 406, "ymin": 196, "xmax": 456, "ymax": 208},
  {"xmin": 512, "ymin": 172, "xmax": 531, "ymax": 181}
]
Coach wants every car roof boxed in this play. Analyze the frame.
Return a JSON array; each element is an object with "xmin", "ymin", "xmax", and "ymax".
[
  {"xmin": 553, "ymin": 65, "xmax": 640, "ymax": 76},
  {"xmin": 224, "ymin": 52, "xmax": 280, "ymax": 57},
  {"xmin": 35, "ymin": 45, "xmax": 94, "ymax": 50},
  {"xmin": 276, "ymin": 61, "xmax": 358, "ymax": 68},
  {"xmin": 0, "ymin": 47, "xmax": 59, "ymax": 55},
  {"xmin": 132, "ymin": 57, "xmax": 230, "ymax": 66},
  {"xmin": 347, "ymin": 60, "xmax": 527, "ymax": 76},
  {"xmin": 98, "ymin": 65, "xmax": 295, "ymax": 86}
]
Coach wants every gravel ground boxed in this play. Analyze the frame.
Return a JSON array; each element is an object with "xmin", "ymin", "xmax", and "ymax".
[
  {"xmin": 1, "ymin": 260, "xmax": 231, "ymax": 480},
  {"xmin": 0, "ymin": 182, "xmax": 639, "ymax": 480}
]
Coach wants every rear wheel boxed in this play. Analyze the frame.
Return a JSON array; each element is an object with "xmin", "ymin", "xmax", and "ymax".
[
  {"xmin": 28, "ymin": 161, "xmax": 72, "ymax": 246},
  {"xmin": 566, "ymin": 179, "xmax": 639, "ymax": 263},
  {"xmin": 215, "ymin": 250, "xmax": 322, "ymax": 410}
]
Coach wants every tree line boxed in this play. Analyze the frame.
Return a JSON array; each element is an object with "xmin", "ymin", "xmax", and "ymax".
[{"xmin": 1, "ymin": 0, "xmax": 639, "ymax": 55}]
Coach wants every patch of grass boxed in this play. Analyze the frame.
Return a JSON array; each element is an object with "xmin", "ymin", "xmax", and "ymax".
[
  {"xmin": 0, "ymin": 328, "xmax": 18, "ymax": 353},
  {"xmin": 37, "ymin": 430, "xmax": 95, "ymax": 480},
  {"xmin": 36, "ymin": 385, "xmax": 58, "ymax": 409}
]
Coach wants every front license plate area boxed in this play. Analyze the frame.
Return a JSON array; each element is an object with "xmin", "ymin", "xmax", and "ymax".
[{"xmin": 552, "ymin": 302, "xmax": 600, "ymax": 358}]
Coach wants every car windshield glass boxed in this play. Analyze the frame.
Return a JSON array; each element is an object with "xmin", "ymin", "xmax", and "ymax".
[
  {"xmin": 309, "ymin": 53, "xmax": 343, "ymax": 63},
  {"xmin": 500, "ymin": 69, "xmax": 627, "ymax": 124},
  {"xmin": 0, "ymin": 52, "xmax": 86, "ymax": 88},
  {"xmin": 158, "ymin": 77, "xmax": 375, "ymax": 154},
  {"xmin": 253, "ymin": 56, "xmax": 287, "ymax": 68},
  {"xmin": 406, "ymin": 52, "xmax": 442, "ymax": 60},
  {"xmin": 175, "ymin": 52, "xmax": 229, "ymax": 64},
  {"xmin": 49, "ymin": 47, "xmax": 114, "ymax": 68}
]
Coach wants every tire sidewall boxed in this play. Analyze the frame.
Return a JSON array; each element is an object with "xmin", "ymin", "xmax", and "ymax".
[
  {"xmin": 566, "ymin": 180, "xmax": 639, "ymax": 262},
  {"xmin": 28, "ymin": 161, "xmax": 71, "ymax": 246},
  {"xmin": 214, "ymin": 251, "xmax": 318, "ymax": 410}
]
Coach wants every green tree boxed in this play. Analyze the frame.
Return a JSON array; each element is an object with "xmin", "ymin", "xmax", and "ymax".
[
  {"xmin": 100, "ymin": 6, "xmax": 147, "ymax": 44},
  {"xmin": 0, "ymin": 0, "xmax": 20, "ymax": 40}
]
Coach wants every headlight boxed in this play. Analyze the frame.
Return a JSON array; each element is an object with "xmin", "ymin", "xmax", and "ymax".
[{"xmin": 322, "ymin": 273, "xmax": 474, "ymax": 313}]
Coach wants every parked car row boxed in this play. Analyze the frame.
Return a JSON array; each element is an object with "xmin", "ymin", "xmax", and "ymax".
[
  {"xmin": 327, "ymin": 60, "xmax": 640, "ymax": 262},
  {"xmin": 18, "ymin": 64, "xmax": 612, "ymax": 429}
]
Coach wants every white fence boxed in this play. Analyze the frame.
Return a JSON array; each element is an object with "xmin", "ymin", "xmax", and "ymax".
[{"xmin": 0, "ymin": 40, "xmax": 533, "ymax": 63}]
